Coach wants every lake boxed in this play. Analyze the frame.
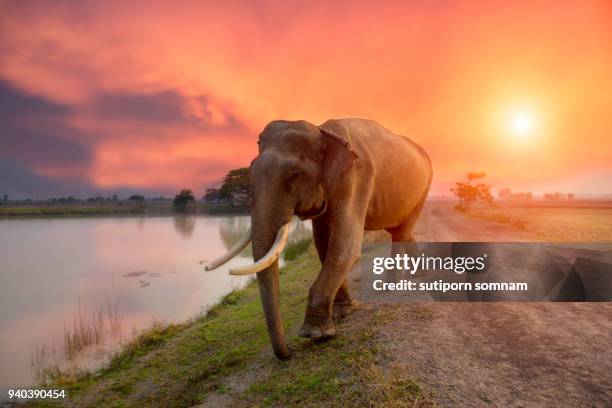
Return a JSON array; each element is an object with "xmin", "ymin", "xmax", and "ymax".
[{"xmin": 0, "ymin": 215, "xmax": 311, "ymax": 388}]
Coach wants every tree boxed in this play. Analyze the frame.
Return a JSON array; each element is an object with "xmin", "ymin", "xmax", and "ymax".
[
  {"xmin": 2, "ymin": 194, "xmax": 7, "ymax": 203},
  {"xmin": 129, "ymin": 194, "xmax": 145, "ymax": 203},
  {"xmin": 57, "ymin": 196, "xmax": 78, "ymax": 204},
  {"xmin": 203, "ymin": 188, "xmax": 224, "ymax": 203},
  {"xmin": 498, "ymin": 187, "xmax": 512, "ymax": 200},
  {"xmin": 173, "ymin": 189, "xmax": 195, "ymax": 211},
  {"xmin": 513, "ymin": 192, "xmax": 533, "ymax": 202},
  {"xmin": 497, "ymin": 188, "xmax": 533, "ymax": 202},
  {"xmin": 567, "ymin": 193, "xmax": 575, "ymax": 200},
  {"xmin": 544, "ymin": 191, "xmax": 565, "ymax": 201},
  {"xmin": 219, "ymin": 167, "xmax": 252, "ymax": 206},
  {"xmin": 128, "ymin": 194, "xmax": 145, "ymax": 211},
  {"xmin": 450, "ymin": 172, "xmax": 493, "ymax": 211}
]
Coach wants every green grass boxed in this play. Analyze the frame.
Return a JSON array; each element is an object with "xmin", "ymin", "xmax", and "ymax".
[
  {"xmin": 283, "ymin": 237, "xmax": 313, "ymax": 261},
  {"xmin": 240, "ymin": 325, "xmax": 432, "ymax": 407}
]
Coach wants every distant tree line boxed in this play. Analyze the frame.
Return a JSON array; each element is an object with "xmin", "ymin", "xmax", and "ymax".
[
  {"xmin": 87, "ymin": 194, "xmax": 119, "ymax": 203},
  {"xmin": 451, "ymin": 172, "xmax": 578, "ymax": 211},
  {"xmin": 128, "ymin": 195, "xmax": 145, "ymax": 203},
  {"xmin": 0, "ymin": 165, "xmax": 587, "ymax": 216},
  {"xmin": 0, "ymin": 165, "xmax": 251, "ymax": 213},
  {"xmin": 543, "ymin": 191, "xmax": 574, "ymax": 201},
  {"xmin": 497, "ymin": 188, "xmax": 533, "ymax": 202}
]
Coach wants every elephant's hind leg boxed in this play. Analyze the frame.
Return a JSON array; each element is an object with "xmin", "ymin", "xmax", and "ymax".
[
  {"xmin": 387, "ymin": 223, "xmax": 419, "ymax": 253},
  {"xmin": 384, "ymin": 224, "xmax": 419, "ymax": 282},
  {"xmin": 385, "ymin": 198, "xmax": 427, "ymax": 279}
]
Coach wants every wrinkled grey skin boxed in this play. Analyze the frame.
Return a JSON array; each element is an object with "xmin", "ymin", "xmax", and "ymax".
[{"xmin": 251, "ymin": 118, "xmax": 432, "ymax": 359}]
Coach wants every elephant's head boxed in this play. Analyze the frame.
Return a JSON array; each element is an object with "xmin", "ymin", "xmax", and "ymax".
[{"xmin": 206, "ymin": 120, "xmax": 357, "ymax": 359}]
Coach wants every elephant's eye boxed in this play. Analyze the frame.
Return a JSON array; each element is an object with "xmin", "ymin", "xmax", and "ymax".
[
  {"xmin": 284, "ymin": 171, "xmax": 300, "ymax": 191},
  {"xmin": 287, "ymin": 171, "xmax": 300, "ymax": 183}
]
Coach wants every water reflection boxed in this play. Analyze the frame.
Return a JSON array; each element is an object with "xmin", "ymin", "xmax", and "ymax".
[
  {"xmin": 136, "ymin": 217, "xmax": 145, "ymax": 232},
  {"xmin": 219, "ymin": 216, "xmax": 250, "ymax": 249},
  {"xmin": 173, "ymin": 215, "xmax": 197, "ymax": 238},
  {"xmin": 0, "ymin": 215, "xmax": 311, "ymax": 389}
]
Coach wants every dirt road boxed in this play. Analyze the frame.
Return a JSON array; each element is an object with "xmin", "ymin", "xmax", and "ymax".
[
  {"xmin": 412, "ymin": 200, "xmax": 533, "ymax": 242},
  {"xmin": 357, "ymin": 201, "xmax": 612, "ymax": 407}
]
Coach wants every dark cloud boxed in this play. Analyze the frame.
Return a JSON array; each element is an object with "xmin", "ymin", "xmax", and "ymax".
[
  {"xmin": 0, "ymin": 80, "xmax": 69, "ymax": 117},
  {"xmin": 89, "ymin": 90, "xmax": 243, "ymax": 131},
  {"xmin": 90, "ymin": 90, "xmax": 190, "ymax": 123},
  {"xmin": 0, "ymin": 157, "xmax": 91, "ymax": 198},
  {"xmin": 1, "ymin": 122, "xmax": 92, "ymax": 168},
  {"xmin": 0, "ymin": 80, "xmax": 93, "ymax": 168},
  {"xmin": 0, "ymin": 156, "xmax": 165, "ymax": 199}
]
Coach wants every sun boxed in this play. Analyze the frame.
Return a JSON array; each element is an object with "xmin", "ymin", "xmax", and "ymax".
[{"xmin": 508, "ymin": 111, "xmax": 535, "ymax": 137}]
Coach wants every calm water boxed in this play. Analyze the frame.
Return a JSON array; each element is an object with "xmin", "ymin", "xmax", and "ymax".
[{"xmin": 0, "ymin": 215, "xmax": 311, "ymax": 387}]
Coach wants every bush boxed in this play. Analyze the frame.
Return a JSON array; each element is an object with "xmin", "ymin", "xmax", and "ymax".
[
  {"xmin": 173, "ymin": 189, "xmax": 195, "ymax": 211},
  {"xmin": 283, "ymin": 238, "xmax": 313, "ymax": 261}
]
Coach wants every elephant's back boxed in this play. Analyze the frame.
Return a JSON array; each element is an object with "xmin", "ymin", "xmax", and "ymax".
[
  {"xmin": 330, "ymin": 118, "xmax": 432, "ymax": 230},
  {"xmin": 330, "ymin": 118, "xmax": 431, "ymax": 174}
]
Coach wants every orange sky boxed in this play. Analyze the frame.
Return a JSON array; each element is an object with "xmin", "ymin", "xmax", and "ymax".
[{"xmin": 1, "ymin": 0, "xmax": 611, "ymax": 197}]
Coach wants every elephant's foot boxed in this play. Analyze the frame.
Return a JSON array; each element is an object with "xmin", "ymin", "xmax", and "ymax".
[
  {"xmin": 299, "ymin": 306, "xmax": 336, "ymax": 339},
  {"xmin": 299, "ymin": 319, "xmax": 335, "ymax": 339},
  {"xmin": 332, "ymin": 299, "xmax": 358, "ymax": 321}
]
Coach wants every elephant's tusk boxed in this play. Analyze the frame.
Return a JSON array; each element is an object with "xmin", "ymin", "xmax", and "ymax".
[
  {"xmin": 229, "ymin": 222, "xmax": 290, "ymax": 275},
  {"xmin": 204, "ymin": 228, "xmax": 252, "ymax": 271}
]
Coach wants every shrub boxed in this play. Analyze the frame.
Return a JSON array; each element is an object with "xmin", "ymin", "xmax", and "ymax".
[{"xmin": 283, "ymin": 238, "xmax": 312, "ymax": 261}]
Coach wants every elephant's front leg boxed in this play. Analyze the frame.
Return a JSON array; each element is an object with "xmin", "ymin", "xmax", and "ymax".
[
  {"xmin": 332, "ymin": 281, "xmax": 358, "ymax": 321},
  {"xmin": 299, "ymin": 219, "xmax": 363, "ymax": 339}
]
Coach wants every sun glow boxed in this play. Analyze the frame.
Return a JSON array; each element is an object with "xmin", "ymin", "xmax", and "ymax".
[{"xmin": 508, "ymin": 111, "xmax": 535, "ymax": 138}]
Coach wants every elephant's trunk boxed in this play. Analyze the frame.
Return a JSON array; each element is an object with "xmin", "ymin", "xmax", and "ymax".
[{"xmin": 251, "ymin": 207, "xmax": 291, "ymax": 360}]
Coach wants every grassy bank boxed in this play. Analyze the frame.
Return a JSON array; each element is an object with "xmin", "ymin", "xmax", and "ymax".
[
  {"xmin": 0, "ymin": 203, "xmax": 249, "ymax": 218},
  {"xmin": 0, "ymin": 206, "xmax": 155, "ymax": 217},
  {"xmin": 27, "ymin": 246, "xmax": 431, "ymax": 407}
]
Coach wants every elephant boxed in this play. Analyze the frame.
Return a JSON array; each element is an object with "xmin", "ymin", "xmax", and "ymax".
[{"xmin": 206, "ymin": 118, "xmax": 432, "ymax": 359}]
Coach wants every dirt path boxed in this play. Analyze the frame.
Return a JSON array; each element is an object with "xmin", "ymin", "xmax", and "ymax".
[
  {"xmin": 376, "ymin": 302, "xmax": 611, "ymax": 407},
  {"xmin": 199, "ymin": 201, "xmax": 611, "ymax": 407},
  {"xmin": 356, "ymin": 201, "xmax": 612, "ymax": 407},
  {"xmin": 412, "ymin": 200, "xmax": 534, "ymax": 242}
]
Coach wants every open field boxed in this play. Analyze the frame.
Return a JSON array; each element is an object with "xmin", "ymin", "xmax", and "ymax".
[
  {"xmin": 484, "ymin": 199, "xmax": 612, "ymax": 209},
  {"xmin": 465, "ymin": 206, "xmax": 612, "ymax": 242},
  {"xmin": 24, "ymin": 201, "xmax": 612, "ymax": 407}
]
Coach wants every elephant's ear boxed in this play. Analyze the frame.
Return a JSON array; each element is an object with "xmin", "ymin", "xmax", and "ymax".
[{"xmin": 319, "ymin": 127, "xmax": 358, "ymax": 197}]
